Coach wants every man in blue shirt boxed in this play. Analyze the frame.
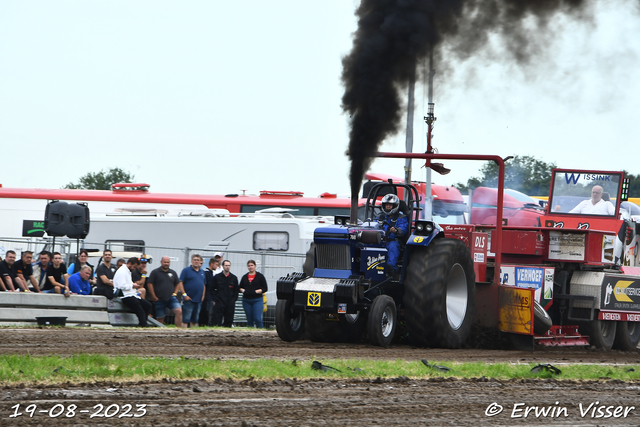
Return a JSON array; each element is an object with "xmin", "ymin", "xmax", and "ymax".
[
  {"xmin": 67, "ymin": 266, "xmax": 92, "ymax": 296},
  {"xmin": 179, "ymin": 254, "xmax": 206, "ymax": 328}
]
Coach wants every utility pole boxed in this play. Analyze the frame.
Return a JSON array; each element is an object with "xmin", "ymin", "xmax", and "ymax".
[{"xmin": 423, "ymin": 48, "xmax": 436, "ymax": 220}]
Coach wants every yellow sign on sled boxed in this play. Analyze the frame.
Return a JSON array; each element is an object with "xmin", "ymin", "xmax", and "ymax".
[{"xmin": 498, "ymin": 286, "xmax": 534, "ymax": 335}]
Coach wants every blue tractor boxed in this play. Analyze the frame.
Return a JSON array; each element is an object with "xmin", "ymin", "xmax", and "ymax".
[{"xmin": 275, "ymin": 180, "xmax": 476, "ymax": 347}]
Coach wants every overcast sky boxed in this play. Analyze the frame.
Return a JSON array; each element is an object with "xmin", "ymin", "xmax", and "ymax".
[{"xmin": 1, "ymin": 0, "xmax": 639, "ymax": 198}]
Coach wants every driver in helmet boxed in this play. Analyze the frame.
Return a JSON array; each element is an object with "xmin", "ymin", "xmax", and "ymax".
[{"xmin": 378, "ymin": 194, "xmax": 409, "ymax": 272}]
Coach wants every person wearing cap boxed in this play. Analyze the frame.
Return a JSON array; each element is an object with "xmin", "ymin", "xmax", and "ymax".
[
  {"xmin": 211, "ymin": 260, "xmax": 240, "ymax": 327},
  {"xmin": 202, "ymin": 257, "xmax": 221, "ymax": 326},
  {"xmin": 212, "ymin": 253, "xmax": 224, "ymax": 274},
  {"xmin": 131, "ymin": 255, "xmax": 149, "ymax": 300}
]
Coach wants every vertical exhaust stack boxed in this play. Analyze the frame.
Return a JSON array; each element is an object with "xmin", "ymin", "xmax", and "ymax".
[{"xmin": 350, "ymin": 191, "xmax": 359, "ymax": 225}]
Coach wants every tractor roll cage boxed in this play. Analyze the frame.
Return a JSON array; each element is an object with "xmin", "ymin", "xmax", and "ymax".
[
  {"xmin": 375, "ymin": 152, "xmax": 507, "ymax": 284},
  {"xmin": 363, "ymin": 180, "xmax": 421, "ymax": 228}
]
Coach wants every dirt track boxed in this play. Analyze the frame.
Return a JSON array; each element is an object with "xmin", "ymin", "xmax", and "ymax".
[
  {"xmin": 2, "ymin": 327, "xmax": 640, "ymax": 426},
  {"xmin": 3, "ymin": 327, "xmax": 640, "ymax": 363}
]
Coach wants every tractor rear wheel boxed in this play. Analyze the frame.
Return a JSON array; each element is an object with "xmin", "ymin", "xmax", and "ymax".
[
  {"xmin": 275, "ymin": 299, "xmax": 305, "ymax": 342},
  {"xmin": 404, "ymin": 239, "xmax": 475, "ymax": 349},
  {"xmin": 613, "ymin": 321, "xmax": 640, "ymax": 350},
  {"xmin": 367, "ymin": 295, "xmax": 396, "ymax": 347},
  {"xmin": 303, "ymin": 243, "xmax": 315, "ymax": 277}
]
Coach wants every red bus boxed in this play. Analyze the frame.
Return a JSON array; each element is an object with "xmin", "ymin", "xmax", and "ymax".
[{"xmin": 0, "ymin": 173, "xmax": 468, "ymax": 238}]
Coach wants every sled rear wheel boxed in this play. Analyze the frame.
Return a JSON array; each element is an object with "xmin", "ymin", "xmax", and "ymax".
[{"xmin": 613, "ymin": 321, "xmax": 640, "ymax": 350}]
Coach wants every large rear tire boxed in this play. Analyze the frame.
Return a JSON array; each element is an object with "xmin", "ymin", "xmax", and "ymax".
[
  {"xmin": 404, "ymin": 239, "xmax": 476, "ymax": 349},
  {"xmin": 275, "ymin": 299, "xmax": 305, "ymax": 342},
  {"xmin": 613, "ymin": 321, "xmax": 640, "ymax": 350},
  {"xmin": 367, "ymin": 295, "xmax": 396, "ymax": 347},
  {"xmin": 303, "ymin": 243, "xmax": 315, "ymax": 277}
]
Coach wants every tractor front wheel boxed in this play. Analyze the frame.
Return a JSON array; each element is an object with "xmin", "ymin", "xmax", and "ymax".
[
  {"xmin": 367, "ymin": 295, "xmax": 396, "ymax": 347},
  {"xmin": 275, "ymin": 299, "xmax": 305, "ymax": 342}
]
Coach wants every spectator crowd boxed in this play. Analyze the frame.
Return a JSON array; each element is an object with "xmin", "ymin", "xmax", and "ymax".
[{"xmin": 0, "ymin": 249, "xmax": 268, "ymax": 328}]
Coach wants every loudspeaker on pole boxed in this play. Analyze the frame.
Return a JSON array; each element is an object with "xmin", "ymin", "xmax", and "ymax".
[{"xmin": 44, "ymin": 201, "xmax": 90, "ymax": 239}]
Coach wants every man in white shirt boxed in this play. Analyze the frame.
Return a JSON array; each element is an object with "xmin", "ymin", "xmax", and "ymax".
[
  {"xmin": 113, "ymin": 257, "xmax": 152, "ymax": 327},
  {"xmin": 569, "ymin": 185, "xmax": 615, "ymax": 216}
]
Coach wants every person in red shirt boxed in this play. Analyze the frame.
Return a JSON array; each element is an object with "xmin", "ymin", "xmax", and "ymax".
[{"xmin": 239, "ymin": 260, "xmax": 268, "ymax": 328}]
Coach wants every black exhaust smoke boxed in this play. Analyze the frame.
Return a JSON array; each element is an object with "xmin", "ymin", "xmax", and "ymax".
[{"xmin": 341, "ymin": 0, "xmax": 591, "ymax": 219}]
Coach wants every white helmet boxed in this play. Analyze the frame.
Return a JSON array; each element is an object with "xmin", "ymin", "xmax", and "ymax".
[{"xmin": 381, "ymin": 194, "xmax": 399, "ymax": 215}]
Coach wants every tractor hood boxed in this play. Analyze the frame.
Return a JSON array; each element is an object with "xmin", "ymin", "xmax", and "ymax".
[{"xmin": 314, "ymin": 224, "xmax": 384, "ymax": 246}]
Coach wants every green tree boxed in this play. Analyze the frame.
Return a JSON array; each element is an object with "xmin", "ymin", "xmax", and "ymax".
[
  {"xmin": 64, "ymin": 168, "xmax": 135, "ymax": 190},
  {"xmin": 623, "ymin": 171, "xmax": 640, "ymax": 198},
  {"xmin": 455, "ymin": 156, "xmax": 556, "ymax": 196}
]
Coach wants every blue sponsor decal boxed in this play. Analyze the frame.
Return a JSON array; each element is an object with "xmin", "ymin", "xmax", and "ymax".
[
  {"xmin": 584, "ymin": 174, "xmax": 611, "ymax": 181},
  {"xmin": 564, "ymin": 173, "xmax": 580, "ymax": 184},
  {"xmin": 515, "ymin": 267, "xmax": 544, "ymax": 290},
  {"xmin": 565, "ymin": 172, "xmax": 611, "ymax": 184}
]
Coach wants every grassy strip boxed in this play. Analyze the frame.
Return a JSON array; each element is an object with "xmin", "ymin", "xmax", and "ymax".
[{"xmin": 1, "ymin": 355, "xmax": 639, "ymax": 385}]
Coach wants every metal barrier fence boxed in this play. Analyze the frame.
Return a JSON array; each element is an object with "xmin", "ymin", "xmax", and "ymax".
[{"xmin": 0, "ymin": 237, "xmax": 73, "ymax": 261}]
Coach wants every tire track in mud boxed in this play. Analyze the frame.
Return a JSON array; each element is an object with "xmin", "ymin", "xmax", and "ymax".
[
  {"xmin": 2, "ymin": 377, "xmax": 640, "ymax": 426},
  {"xmin": 1, "ymin": 328, "xmax": 639, "ymax": 364},
  {"xmin": 2, "ymin": 329, "xmax": 640, "ymax": 425}
]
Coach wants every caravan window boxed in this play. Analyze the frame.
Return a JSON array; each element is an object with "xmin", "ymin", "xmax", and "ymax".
[
  {"xmin": 242, "ymin": 205, "xmax": 316, "ymax": 216},
  {"xmin": 105, "ymin": 240, "xmax": 145, "ymax": 252},
  {"xmin": 253, "ymin": 232, "xmax": 289, "ymax": 251}
]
